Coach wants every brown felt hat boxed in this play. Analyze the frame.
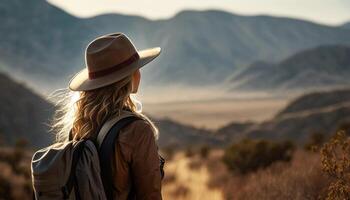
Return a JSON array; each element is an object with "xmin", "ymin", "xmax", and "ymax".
[{"xmin": 69, "ymin": 32, "xmax": 161, "ymax": 91}]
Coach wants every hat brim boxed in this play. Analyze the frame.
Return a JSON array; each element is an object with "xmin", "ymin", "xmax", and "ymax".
[{"xmin": 69, "ymin": 47, "xmax": 161, "ymax": 91}]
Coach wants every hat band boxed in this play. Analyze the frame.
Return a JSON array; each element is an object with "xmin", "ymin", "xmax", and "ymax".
[{"xmin": 88, "ymin": 53, "xmax": 140, "ymax": 79}]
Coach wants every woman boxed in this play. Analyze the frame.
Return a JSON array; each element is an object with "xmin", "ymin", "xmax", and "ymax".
[{"xmin": 52, "ymin": 33, "xmax": 164, "ymax": 199}]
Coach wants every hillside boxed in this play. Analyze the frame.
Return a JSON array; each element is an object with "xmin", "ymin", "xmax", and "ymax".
[
  {"xmin": 217, "ymin": 88, "xmax": 350, "ymax": 144},
  {"xmin": 2, "ymin": 1, "xmax": 350, "ymax": 93},
  {"xmin": 0, "ymin": 72, "xmax": 215, "ymax": 148},
  {"xmin": 228, "ymin": 45, "xmax": 350, "ymax": 91},
  {"xmin": 244, "ymin": 103, "xmax": 350, "ymax": 142},
  {"xmin": 154, "ymin": 118, "xmax": 221, "ymax": 148},
  {"xmin": 276, "ymin": 89, "xmax": 350, "ymax": 117},
  {"xmin": 0, "ymin": 72, "xmax": 54, "ymax": 147},
  {"xmin": 2, "ymin": 69, "xmax": 348, "ymax": 148},
  {"xmin": 342, "ymin": 22, "xmax": 350, "ymax": 29}
]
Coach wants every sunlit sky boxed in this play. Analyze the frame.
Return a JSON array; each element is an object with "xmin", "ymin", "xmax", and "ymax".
[{"xmin": 47, "ymin": 0, "xmax": 350, "ymax": 25}]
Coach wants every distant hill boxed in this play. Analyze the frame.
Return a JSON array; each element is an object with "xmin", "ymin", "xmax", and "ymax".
[
  {"xmin": 154, "ymin": 118, "xmax": 221, "ymax": 148},
  {"xmin": 228, "ymin": 45, "xmax": 350, "ymax": 91},
  {"xmin": 0, "ymin": 72, "xmax": 54, "ymax": 147},
  {"xmin": 219, "ymin": 88, "xmax": 350, "ymax": 143},
  {"xmin": 244, "ymin": 102, "xmax": 350, "ymax": 143},
  {"xmin": 0, "ymin": 72, "xmax": 215, "ymax": 148},
  {"xmin": 215, "ymin": 122, "xmax": 254, "ymax": 142},
  {"xmin": 342, "ymin": 22, "xmax": 350, "ymax": 29},
  {"xmin": 276, "ymin": 89, "xmax": 350, "ymax": 117},
  {"xmin": 2, "ymin": 0, "xmax": 350, "ymax": 93},
  {"xmin": 2, "ymin": 69, "xmax": 350, "ymax": 147}
]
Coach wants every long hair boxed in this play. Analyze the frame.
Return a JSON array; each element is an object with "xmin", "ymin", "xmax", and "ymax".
[{"xmin": 49, "ymin": 74, "xmax": 158, "ymax": 142}]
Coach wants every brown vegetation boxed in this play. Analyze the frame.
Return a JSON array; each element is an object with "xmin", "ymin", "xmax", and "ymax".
[
  {"xmin": 320, "ymin": 131, "xmax": 350, "ymax": 199},
  {"xmin": 207, "ymin": 150, "xmax": 330, "ymax": 199},
  {"xmin": 222, "ymin": 139, "xmax": 295, "ymax": 174},
  {"xmin": 304, "ymin": 132, "xmax": 326, "ymax": 151},
  {"xmin": 2, "ymin": 129, "xmax": 350, "ymax": 200},
  {"xmin": 0, "ymin": 142, "xmax": 32, "ymax": 200}
]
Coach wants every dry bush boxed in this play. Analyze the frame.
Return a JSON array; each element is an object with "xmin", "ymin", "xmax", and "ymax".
[
  {"xmin": 234, "ymin": 151, "xmax": 329, "ymax": 200},
  {"xmin": 188, "ymin": 157, "xmax": 203, "ymax": 170},
  {"xmin": 223, "ymin": 139, "xmax": 295, "ymax": 174},
  {"xmin": 0, "ymin": 156, "xmax": 32, "ymax": 200},
  {"xmin": 336, "ymin": 121, "xmax": 350, "ymax": 135},
  {"xmin": 160, "ymin": 146, "xmax": 176, "ymax": 161},
  {"xmin": 162, "ymin": 172, "xmax": 176, "ymax": 184},
  {"xmin": 185, "ymin": 147, "xmax": 194, "ymax": 158},
  {"xmin": 320, "ymin": 131, "xmax": 350, "ymax": 199},
  {"xmin": 0, "ymin": 141, "xmax": 32, "ymax": 200},
  {"xmin": 304, "ymin": 132, "xmax": 326, "ymax": 151},
  {"xmin": 170, "ymin": 185, "xmax": 190, "ymax": 198},
  {"xmin": 206, "ymin": 149, "xmax": 330, "ymax": 200},
  {"xmin": 199, "ymin": 145, "xmax": 211, "ymax": 159},
  {"xmin": 206, "ymin": 150, "xmax": 231, "ymax": 189}
]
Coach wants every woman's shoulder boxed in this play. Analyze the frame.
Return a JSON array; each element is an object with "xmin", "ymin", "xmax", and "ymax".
[{"xmin": 118, "ymin": 115, "xmax": 156, "ymax": 146}]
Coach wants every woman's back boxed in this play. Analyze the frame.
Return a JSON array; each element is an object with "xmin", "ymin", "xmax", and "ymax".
[{"xmin": 111, "ymin": 112, "xmax": 163, "ymax": 200}]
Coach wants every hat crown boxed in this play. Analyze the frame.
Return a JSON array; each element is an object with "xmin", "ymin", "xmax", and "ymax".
[
  {"xmin": 69, "ymin": 32, "xmax": 161, "ymax": 91},
  {"xmin": 85, "ymin": 33, "xmax": 138, "ymax": 73}
]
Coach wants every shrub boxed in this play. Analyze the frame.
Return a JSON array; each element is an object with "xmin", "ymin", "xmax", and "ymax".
[
  {"xmin": 161, "ymin": 146, "xmax": 175, "ymax": 160},
  {"xmin": 337, "ymin": 122, "xmax": 350, "ymax": 135},
  {"xmin": 185, "ymin": 147, "xmax": 194, "ymax": 158},
  {"xmin": 222, "ymin": 138, "xmax": 295, "ymax": 174},
  {"xmin": 320, "ymin": 131, "xmax": 350, "ymax": 199},
  {"xmin": 162, "ymin": 172, "xmax": 176, "ymax": 184},
  {"xmin": 199, "ymin": 145, "xmax": 210, "ymax": 159},
  {"xmin": 171, "ymin": 185, "xmax": 189, "ymax": 198},
  {"xmin": 304, "ymin": 132, "xmax": 326, "ymax": 151}
]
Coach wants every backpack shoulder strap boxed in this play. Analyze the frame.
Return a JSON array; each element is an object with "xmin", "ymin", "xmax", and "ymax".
[
  {"xmin": 96, "ymin": 111, "xmax": 136, "ymax": 148},
  {"xmin": 98, "ymin": 115, "xmax": 142, "ymax": 200}
]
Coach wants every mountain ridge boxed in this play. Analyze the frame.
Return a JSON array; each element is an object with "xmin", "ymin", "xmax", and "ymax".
[
  {"xmin": 2, "ymin": 1, "xmax": 350, "ymax": 93},
  {"xmin": 228, "ymin": 45, "xmax": 350, "ymax": 91}
]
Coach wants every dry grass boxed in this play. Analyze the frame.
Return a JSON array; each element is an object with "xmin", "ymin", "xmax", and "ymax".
[
  {"xmin": 162, "ymin": 149, "xmax": 333, "ymax": 200},
  {"xmin": 0, "ymin": 143, "xmax": 344, "ymax": 200},
  {"xmin": 0, "ymin": 147, "xmax": 32, "ymax": 200},
  {"xmin": 206, "ymin": 150, "xmax": 330, "ymax": 200},
  {"xmin": 162, "ymin": 152, "xmax": 224, "ymax": 200}
]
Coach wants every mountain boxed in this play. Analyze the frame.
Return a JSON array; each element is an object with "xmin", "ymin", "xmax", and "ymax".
[
  {"xmin": 2, "ymin": 1, "xmax": 350, "ymax": 93},
  {"xmin": 215, "ymin": 88, "xmax": 350, "ymax": 144},
  {"xmin": 228, "ymin": 45, "xmax": 350, "ymax": 91},
  {"xmin": 342, "ymin": 22, "xmax": 350, "ymax": 29},
  {"xmin": 0, "ymin": 72, "xmax": 54, "ymax": 147}
]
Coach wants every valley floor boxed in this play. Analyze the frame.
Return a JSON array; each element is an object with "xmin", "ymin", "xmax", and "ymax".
[{"xmin": 144, "ymin": 97, "xmax": 288, "ymax": 129}]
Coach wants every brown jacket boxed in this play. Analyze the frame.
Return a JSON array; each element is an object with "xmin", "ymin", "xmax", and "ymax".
[{"xmin": 111, "ymin": 118, "xmax": 163, "ymax": 200}]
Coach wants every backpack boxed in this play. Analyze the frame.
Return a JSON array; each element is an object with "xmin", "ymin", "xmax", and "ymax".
[{"xmin": 31, "ymin": 115, "xmax": 141, "ymax": 200}]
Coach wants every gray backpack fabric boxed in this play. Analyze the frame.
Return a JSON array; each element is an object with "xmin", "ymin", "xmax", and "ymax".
[{"xmin": 31, "ymin": 114, "xmax": 140, "ymax": 200}]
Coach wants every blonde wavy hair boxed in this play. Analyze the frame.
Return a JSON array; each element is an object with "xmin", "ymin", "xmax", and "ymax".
[{"xmin": 49, "ymin": 74, "xmax": 158, "ymax": 142}]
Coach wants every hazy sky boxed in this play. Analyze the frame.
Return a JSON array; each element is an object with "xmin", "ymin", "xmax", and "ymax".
[{"xmin": 48, "ymin": 0, "xmax": 350, "ymax": 25}]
